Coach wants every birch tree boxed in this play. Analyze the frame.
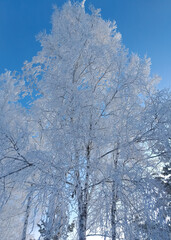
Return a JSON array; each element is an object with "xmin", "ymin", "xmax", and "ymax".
[
  {"xmin": 22, "ymin": 2, "xmax": 163, "ymax": 239},
  {"xmin": 0, "ymin": 1, "xmax": 170, "ymax": 240},
  {"xmin": 0, "ymin": 71, "xmax": 34, "ymax": 240}
]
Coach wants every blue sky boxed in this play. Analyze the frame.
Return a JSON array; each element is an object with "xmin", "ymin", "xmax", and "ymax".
[{"xmin": 0, "ymin": 0, "xmax": 170, "ymax": 89}]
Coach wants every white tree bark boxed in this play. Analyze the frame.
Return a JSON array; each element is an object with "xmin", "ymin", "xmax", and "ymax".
[
  {"xmin": 21, "ymin": 195, "xmax": 31, "ymax": 240},
  {"xmin": 111, "ymin": 143, "xmax": 119, "ymax": 240},
  {"xmin": 77, "ymin": 143, "xmax": 91, "ymax": 240}
]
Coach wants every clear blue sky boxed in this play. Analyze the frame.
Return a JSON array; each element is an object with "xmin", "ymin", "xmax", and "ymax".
[{"xmin": 0, "ymin": 0, "xmax": 170, "ymax": 88}]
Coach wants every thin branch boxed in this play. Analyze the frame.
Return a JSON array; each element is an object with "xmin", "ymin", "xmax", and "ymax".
[{"xmin": 0, "ymin": 163, "xmax": 33, "ymax": 180}]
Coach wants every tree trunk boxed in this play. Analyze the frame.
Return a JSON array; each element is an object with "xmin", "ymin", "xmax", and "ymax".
[
  {"xmin": 78, "ymin": 199, "xmax": 87, "ymax": 240},
  {"xmin": 21, "ymin": 195, "xmax": 31, "ymax": 240},
  {"xmin": 111, "ymin": 142, "xmax": 119, "ymax": 240},
  {"xmin": 111, "ymin": 181, "xmax": 117, "ymax": 240},
  {"xmin": 77, "ymin": 143, "xmax": 91, "ymax": 240}
]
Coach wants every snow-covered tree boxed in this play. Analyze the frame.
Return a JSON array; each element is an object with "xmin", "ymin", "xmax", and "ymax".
[{"xmin": 0, "ymin": 1, "xmax": 170, "ymax": 240}]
